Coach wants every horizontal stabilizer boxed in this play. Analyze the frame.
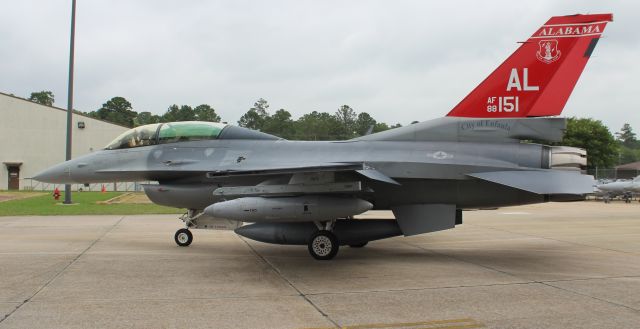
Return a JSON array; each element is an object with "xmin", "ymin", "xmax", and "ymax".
[{"xmin": 468, "ymin": 170, "xmax": 595, "ymax": 195}]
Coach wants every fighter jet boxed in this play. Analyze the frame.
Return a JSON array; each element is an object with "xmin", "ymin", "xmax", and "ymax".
[
  {"xmin": 596, "ymin": 176, "xmax": 640, "ymax": 203},
  {"xmin": 36, "ymin": 14, "xmax": 612, "ymax": 260}
]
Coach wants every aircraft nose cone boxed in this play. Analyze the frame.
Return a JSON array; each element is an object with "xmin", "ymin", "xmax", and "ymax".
[{"xmin": 34, "ymin": 163, "xmax": 71, "ymax": 183}]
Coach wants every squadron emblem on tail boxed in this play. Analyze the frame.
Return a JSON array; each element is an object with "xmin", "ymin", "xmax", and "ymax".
[{"xmin": 536, "ymin": 39, "xmax": 561, "ymax": 64}]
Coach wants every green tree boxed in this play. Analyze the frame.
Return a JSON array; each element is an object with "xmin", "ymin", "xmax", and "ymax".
[
  {"xmin": 194, "ymin": 104, "xmax": 221, "ymax": 122},
  {"xmin": 373, "ymin": 122, "xmax": 391, "ymax": 133},
  {"xmin": 133, "ymin": 112, "xmax": 161, "ymax": 126},
  {"xmin": 334, "ymin": 105, "xmax": 357, "ymax": 139},
  {"xmin": 238, "ymin": 98, "xmax": 270, "ymax": 130},
  {"xmin": 561, "ymin": 117, "xmax": 619, "ymax": 168},
  {"xmin": 619, "ymin": 146, "xmax": 640, "ymax": 164},
  {"xmin": 91, "ymin": 96, "xmax": 137, "ymax": 127},
  {"xmin": 263, "ymin": 109, "xmax": 295, "ymax": 139},
  {"xmin": 28, "ymin": 91, "xmax": 54, "ymax": 106},
  {"xmin": 616, "ymin": 123, "xmax": 638, "ymax": 148},
  {"xmin": 162, "ymin": 104, "xmax": 196, "ymax": 122},
  {"xmin": 355, "ymin": 112, "xmax": 377, "ymax": 136},
  {"xmin": 294, "ymin": 111, "xmax": 342, "ymax": 140}
]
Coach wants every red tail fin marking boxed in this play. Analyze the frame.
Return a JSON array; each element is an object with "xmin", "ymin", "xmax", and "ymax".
[{"xmin": 447, "ymin": 13, "xmax": 613, "ymax": 118}]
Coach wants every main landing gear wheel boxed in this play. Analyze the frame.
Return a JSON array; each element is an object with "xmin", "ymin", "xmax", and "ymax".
[
  {"xmin": 308, "ymin": 230, "xmax": 339, "ymax": 260},
  {"xmin": 174, "ymin": 228, "xmax": 193, "ymax": 247},
  {"xmin": 349, "ymin": 241, "xmax": 368, "ymax": 248}
]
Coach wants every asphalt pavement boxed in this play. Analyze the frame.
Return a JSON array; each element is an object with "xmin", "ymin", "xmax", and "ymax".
[{"xmin": 0, "ymin": 201, "xmax": 639, "ymax": 328}]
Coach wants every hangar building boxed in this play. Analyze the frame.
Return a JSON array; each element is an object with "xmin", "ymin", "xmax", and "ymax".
[
  {"xmin": 0, "ymin": 92, "xmax": 128, "ymax": 190},
  {"xmin": 615, "ymin": 161, "xmax": 640, "ymax": 179}
]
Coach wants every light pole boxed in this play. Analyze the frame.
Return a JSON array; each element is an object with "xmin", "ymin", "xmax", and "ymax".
[{"xmin": 64, "ymin": 0, "xmax": 76, "ymax": 204}]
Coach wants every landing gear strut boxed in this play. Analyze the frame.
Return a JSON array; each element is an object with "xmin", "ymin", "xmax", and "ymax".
[{"xmin": 175, "ymin": 209, "xmax": 202, "ymax": 247}]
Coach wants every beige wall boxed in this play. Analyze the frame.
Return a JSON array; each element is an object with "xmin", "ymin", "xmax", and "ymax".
[{"xmin": 0, "ymin": 93, "xmax": 128, "ymax": 190}]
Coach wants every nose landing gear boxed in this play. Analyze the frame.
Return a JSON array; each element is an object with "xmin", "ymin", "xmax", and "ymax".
[
  {"xmin": 174, "ymin": 228, "xmax": 193, "ymax": 247},
  {"xmin": 174, "ymin": 210, "xmax": 202, "ymax": 247}
]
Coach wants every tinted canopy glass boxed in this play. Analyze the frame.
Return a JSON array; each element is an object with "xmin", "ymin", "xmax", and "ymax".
[
  {"xmin": 105, "ymin": 124, "xmax": 161, "ymax": 150},
  {"xmin": 104, "ymin": 122, "xmax": 228, "ymax": 150},
  {"xmin": 158, "ymin": 121, "xmax": 227, "ymax": 144}
]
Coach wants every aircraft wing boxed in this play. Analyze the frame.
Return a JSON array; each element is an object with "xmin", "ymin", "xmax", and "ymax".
[
  {"xmin": 205, "ymin": 163, "xmax": 360, "ymax": 177},
  {"xmin": 207, "ymin": 162, "xmax": 400, "ymax": 198},
  {"xmin": 207, "ymin": 162, "xmax": 400, "ymax": 184},
  {"xmin": 96, "ymin": 162, "xmax": 399, "ymax": 186}
]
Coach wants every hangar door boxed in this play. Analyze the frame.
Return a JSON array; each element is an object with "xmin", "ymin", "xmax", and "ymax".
[{"xmin": 4, "ymin": 163, "xmax": 22, "ymax": 190}]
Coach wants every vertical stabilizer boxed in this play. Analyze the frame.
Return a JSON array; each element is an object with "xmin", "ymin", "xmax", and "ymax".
[{"xmin": 447, "ymin": 14, "xmax": 613, "ymax": 118}]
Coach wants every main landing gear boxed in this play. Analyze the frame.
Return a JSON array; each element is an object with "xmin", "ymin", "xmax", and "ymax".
[
  {"xmin": 306, "ymin": 220, "xmax": 370, "ymax": 260},
  {"xmin": 308, "ymin": 221, "xmax": 344, "ymax": 260},
  {"xmin": 308, "ymin": 230, "xmax": 339, "ymax": 260}
]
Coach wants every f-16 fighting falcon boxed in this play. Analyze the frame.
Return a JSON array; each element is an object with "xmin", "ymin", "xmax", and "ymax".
[
  {"xmin": 36, "ymin": 14, "xmax": 612, "ymax": 259},
  {"xmin": 596, "ymin": 176, "xmax": 640, "ymax": 203}
]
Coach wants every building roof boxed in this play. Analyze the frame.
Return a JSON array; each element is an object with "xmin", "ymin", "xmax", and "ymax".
[
  {"xmin": 615, "ymin": 161, "xmax": 640, "ymax": 170},
  {"xmin": 0, "ymin": 91, "xmax": 129, "ymax": 129}
]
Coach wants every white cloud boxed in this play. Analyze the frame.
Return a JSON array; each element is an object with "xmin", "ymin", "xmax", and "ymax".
[{"xmin": 0, "ymin": 0, "xmax": 637, "ymax": 132}]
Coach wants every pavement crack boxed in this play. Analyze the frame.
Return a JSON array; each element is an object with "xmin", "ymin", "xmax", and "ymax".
[
  {"xmin": 541, "ymin": 281, "xmax": 640, "ymax": 313},
  {"xmin": 403, "ymin": 240, "xmax": 640, "ymax": 315},
  {"xmin": 238, "ymin": 236, "xmax": 340, "ymax": 328},
  {"xmin": 0, "ymin": 215, "xmax": 126, "ymax": 325},
  {"xmin": 465, "ymin": 222, "xmax": 638, "ymax": 255},
  {"xmin": 24, "ymin": 294, "xmax": 302, "ymax": 303},
  {"xmin": 301, "ymin": 275, "xmax": 640, "ymax": 298},
  {"xmin": 402, "ymin": 240, "xmax": 526, "ymax": 282},
  {"xmin": 304, "ymin": 281, "xmax": 537, "ymax": 297},
  {"xmin": 540, "ymin": 275, "xmax": 640, "ymax": 284}
]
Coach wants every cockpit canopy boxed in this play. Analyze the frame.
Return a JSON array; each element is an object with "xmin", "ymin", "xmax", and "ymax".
[{"xmin": 105, "ymin": 121, "xmax": 227, "ymax": 150}]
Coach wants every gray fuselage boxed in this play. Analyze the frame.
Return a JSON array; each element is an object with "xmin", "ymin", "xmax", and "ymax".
[{"xmin": 44, "ymin": 138, "xmax": 554, "ymax": 210}]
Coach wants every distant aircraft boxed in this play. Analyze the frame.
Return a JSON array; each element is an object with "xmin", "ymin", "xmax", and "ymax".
[
  {"xmin": 596, "ymin": 176, "xmax": 640, "ymax": 203},
  {"xmin": 36, "ymin": 14, "xmax": 612, "ymax": 260}
]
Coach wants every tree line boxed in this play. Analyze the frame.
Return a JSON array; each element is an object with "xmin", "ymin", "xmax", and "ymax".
[
  {"xmin": 27, "ymin": 91, "xmax": 403, "ymax": 140},
  {"xmin": 26, "ymin": 90, "xmax": 638, "ymax": 168}
]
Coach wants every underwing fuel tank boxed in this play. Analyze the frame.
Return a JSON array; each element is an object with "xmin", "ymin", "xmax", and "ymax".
[
  {"xmin": 204, "ymin": 196, "xmax": 372, "ymax": 222},
  {"xmin": 235, "ymin": 220, "xmax": 403, "ymax": 245}
]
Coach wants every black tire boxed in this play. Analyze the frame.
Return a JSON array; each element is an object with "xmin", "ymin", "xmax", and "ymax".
[
  {"xmin": 308, "ymin": 230, "xmax": 339, "ymax": 260},
  {"xmin": 175, "ymin": 228, "xmax": 193, "ymax": 247},
  {"xmin": 349, "ymin": 242, "xmax": 368, "ymax": 248}
]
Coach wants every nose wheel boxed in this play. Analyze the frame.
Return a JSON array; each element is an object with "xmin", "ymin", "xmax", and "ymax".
[
  {"xmin": 174, "ymin": 228, "xmax": 193, "ymax": 247},
  {"xmin": 308, "ymin": 230, "xmax": 339, "ymax": 260}
]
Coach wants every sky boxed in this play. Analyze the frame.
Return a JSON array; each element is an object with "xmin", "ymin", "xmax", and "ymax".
[{"xmin": 1, "ymin": 0, "xmax": 638, "ymax": 131}]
